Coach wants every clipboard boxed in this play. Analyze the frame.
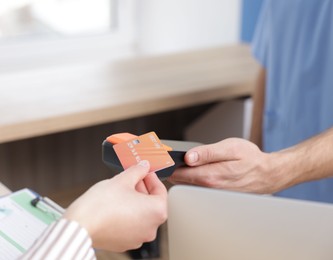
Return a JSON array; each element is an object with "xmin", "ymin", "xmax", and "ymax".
[{"xmin": 0, "ymin": 188, "xmax": 64, "ymax": 259}]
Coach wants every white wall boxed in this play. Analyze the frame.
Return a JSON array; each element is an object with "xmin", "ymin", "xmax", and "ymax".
[
  {"xmin": 134, "ymin": 0, "xmax": 252, "ymax": 140},
  {"xmin": 136, "ymin": 0, "xmax": 241, "ymax": 54}
]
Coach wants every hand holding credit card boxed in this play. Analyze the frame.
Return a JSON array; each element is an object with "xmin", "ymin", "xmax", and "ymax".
[
  {"xmin": 102, "ymin": 131, "xmax": 202, "ymax": 179},
  {"xmin": 113, "ymin": 132, "xmax": 175, "ymax": 172}
]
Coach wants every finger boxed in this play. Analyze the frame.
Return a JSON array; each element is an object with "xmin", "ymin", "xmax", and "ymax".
[
  {"xmin": 168, "ymin": 166, "xmax": 202, "ymax": 185},
  {"xmin": 120, "ymin": 160, "xmax": 151, "ymax": 187},
  {"xmin": 184, "ymin": 140, "xmax": 237, "ymax": 167},
  {"xmin": 168, "ymin": 164, "xmax": 218, "ymax": 187},
  {"xmin": 143, "ymin": 172, "xmax": 167, "ymax": 197},
  {"xmin": 136, "ymin": 180, "xmax": 149, "ymax": 194}
]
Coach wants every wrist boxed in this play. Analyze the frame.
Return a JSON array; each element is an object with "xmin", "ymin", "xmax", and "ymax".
[{"xmin": 264, "ymin": 150, "xmax": 303, "ymax": 193}]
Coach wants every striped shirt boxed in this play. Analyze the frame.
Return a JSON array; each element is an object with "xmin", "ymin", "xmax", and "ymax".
[{"xmin": 20, "ymin": 219, "xmax": 96, "ymax": 260}]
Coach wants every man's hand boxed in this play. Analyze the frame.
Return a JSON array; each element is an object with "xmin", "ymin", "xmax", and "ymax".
[{"xmin": 169, "ymin": 138, "xmax": 291, "ymax": 194}]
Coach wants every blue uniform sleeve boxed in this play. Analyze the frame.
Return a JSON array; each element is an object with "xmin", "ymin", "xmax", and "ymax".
[{"xmin": 251, "ymin": 0, "xmax": 270, "ymax": 68}]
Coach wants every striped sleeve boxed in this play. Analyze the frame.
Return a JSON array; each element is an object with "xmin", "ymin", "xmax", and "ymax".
[{"xmin": 20, "ymin": 219, "xmax": 96, "ymax": 260}]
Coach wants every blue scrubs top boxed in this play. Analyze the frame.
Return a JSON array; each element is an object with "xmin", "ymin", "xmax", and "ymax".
[{"xmin": 252, "ymin": 0, "xmax": 333, "ymax": 202}]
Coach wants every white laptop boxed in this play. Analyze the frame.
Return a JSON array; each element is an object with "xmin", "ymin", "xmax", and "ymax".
[{"xmin": 168, "ymin": 185, "xmax": 333, "ymax": 260}]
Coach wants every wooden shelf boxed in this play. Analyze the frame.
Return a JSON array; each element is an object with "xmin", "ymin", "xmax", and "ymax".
[{"xmin": 0, "ymin": 44, "xmax": 259, "ymax": 144}]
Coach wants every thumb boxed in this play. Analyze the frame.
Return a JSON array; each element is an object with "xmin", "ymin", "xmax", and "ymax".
[
  {"xmin": 120, "ymin": 160, "xmax": 151, "ymax": 187},
  {"xmin": 184, "ymin": 141, "xmax": 236, "ymax": 166}
]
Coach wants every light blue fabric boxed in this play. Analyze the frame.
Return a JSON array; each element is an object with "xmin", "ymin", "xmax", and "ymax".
[{"xmin": 252, "ymin": 0, "xmax": 333, "ymax": 203}]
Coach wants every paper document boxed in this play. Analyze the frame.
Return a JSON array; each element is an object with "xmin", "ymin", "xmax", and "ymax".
[{"xmin": 0, "ymin": 189, "xmax": 62, "ymax": 259}]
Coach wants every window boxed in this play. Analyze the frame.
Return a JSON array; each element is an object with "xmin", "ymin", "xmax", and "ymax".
[{"xmin": 0, "ymin": 0, "xmax": 137, "ymax": 71}]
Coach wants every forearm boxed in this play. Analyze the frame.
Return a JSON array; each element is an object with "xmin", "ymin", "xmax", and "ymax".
[{"xmin": 267, "ymin": 128, "xmax": 333, "ymax": 191}]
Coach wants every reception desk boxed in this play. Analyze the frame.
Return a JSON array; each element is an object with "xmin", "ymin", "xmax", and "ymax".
[{"xmin": 0, "ymin": 44, "xmax": 259, "ymax": 144}]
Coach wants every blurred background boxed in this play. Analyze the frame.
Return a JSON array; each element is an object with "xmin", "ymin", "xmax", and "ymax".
[
  {"xmin": 0, "ymin": 1, "xmax": 263, "ymax": 258},
  {"xmin": 0, "ymin": 0, "xmax": 263, "ymax": 69},
  {"xmin": 0, "ymin": 0, "xmax": 264, "ymax": 211}
]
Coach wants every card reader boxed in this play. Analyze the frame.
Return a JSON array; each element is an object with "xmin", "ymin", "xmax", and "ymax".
[{"xmin": 102, "ymin": 133, "xmax": 201, "ymax": 179}]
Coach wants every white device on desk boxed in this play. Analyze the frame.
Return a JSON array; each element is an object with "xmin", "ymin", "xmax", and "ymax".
[{"xmin": 168, "ymin": 185, "xmax": 333, "ymax": 260}]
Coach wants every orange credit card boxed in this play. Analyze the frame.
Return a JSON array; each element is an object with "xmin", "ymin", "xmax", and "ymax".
[{"xmin": 113, "ymin": 132, "xmax": 175, "ymax": 172}]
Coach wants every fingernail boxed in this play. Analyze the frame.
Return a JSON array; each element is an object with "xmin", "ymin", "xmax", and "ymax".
[
  {"xmin": 187, "ymin": 151, "xmax": 198, "ymax": 164},
  {"xmin": 138, "ymin": 160, "xmax": 150, "ymax": 168}
]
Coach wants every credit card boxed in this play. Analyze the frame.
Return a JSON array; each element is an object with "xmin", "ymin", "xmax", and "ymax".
[{"xmin": 113, "ymin": 131, "xmax": 175, "ymax": 172}]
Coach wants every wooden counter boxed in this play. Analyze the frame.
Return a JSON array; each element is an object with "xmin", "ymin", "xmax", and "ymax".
[{"xmin": 0, "ymin": 44, "xmax": 259, "ymax": 144}]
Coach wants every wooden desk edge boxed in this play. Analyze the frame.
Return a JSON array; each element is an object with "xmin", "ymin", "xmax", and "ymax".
[{"xmin": 0, "ymin": 45, "xmax": 259, "ymax": 144}]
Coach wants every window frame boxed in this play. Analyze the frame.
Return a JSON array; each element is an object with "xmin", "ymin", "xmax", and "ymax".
[{"xmin": 0, "ymin": 0, "xmax": 138, "ymax": 72}]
